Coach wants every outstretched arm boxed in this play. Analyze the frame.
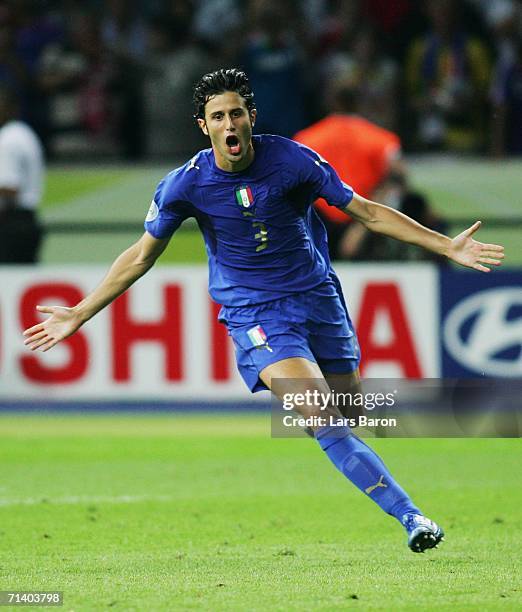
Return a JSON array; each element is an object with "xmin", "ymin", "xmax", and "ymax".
[
  {"xmin": 23, "ymin": 231, "xmax": 170, "ymax": 352},
  {"xmin": 345, "ymin": 193, "xmax": 504, "ymax": 271}
]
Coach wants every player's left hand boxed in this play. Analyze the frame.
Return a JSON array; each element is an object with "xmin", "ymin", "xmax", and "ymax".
[{"xmin": 448, "ymin": 221, "xmax": 504, "ymax": 272}]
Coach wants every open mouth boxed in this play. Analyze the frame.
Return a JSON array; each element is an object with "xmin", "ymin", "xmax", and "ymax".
[{"xmin": 226, "ymin": 134, "xmax": 241, "ymax": 155}]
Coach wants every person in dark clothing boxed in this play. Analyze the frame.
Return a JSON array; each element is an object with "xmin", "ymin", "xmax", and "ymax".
[{"xmin": 0, "ymin": 86, "xmax": 44, "ymax": 263}]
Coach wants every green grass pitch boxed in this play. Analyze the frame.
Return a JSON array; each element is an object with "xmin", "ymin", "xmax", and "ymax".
[
  {"xmin": 0, "ymin": 414, "xmax": 520, "ymax": 611},
  {"xmin": 39, "ymin": 158, "xmax": 522, "ymax": 266}
]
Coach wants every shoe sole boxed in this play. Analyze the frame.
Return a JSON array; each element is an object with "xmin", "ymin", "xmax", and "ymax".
[{"xmin": 408, "ymin": 526, "xmax": 445, "ymax": 553}]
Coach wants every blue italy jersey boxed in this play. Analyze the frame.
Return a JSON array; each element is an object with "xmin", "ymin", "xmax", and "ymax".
[{"xmin": 144, "ymin": 135, "xmax": 353, "ymax": 306}]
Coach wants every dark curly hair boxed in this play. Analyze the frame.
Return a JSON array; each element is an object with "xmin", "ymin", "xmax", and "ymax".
[{"xmin": 192, "ymin": 68, "xmax": 256, "ymax": 122}]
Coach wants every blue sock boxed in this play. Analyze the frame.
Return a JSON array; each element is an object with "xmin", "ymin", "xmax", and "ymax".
[{"xmin": 316, "ymin": 425, "xmax": 420, "ymax": 522}]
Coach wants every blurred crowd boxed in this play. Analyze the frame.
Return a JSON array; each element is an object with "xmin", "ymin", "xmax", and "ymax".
[{"xmin": 1, "ymin": 0, "xmax": 522, "ymax": 160}]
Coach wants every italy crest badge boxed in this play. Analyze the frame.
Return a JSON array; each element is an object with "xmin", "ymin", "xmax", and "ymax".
[{"xmin": 235, "ymin": 185, "xmax": 254, "ymax": 209}]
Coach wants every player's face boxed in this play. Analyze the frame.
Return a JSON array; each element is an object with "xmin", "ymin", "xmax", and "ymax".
[{"xmin": 198, "ymin": 91, "xmax": 257, "ymax": 172}]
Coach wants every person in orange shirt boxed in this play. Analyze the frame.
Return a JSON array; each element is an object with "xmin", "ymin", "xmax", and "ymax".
[{"xmin": 294, "ymin": 81, "xmax": 406, "ymax": 259}]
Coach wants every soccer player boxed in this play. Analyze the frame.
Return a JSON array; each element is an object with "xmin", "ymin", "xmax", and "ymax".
[{"xmin": 23, "ymin": 69, "xmax": 504, "ymax": 553}]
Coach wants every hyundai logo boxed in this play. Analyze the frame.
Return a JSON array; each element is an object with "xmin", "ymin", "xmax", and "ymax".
[{"xmin": 443, "ymin": 287, "xmax": 522, "ymax": 377}]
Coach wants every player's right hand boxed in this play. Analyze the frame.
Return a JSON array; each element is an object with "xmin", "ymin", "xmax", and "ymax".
[{"xmin": 22, "ymin": 305, "xmax": 83, "ymax": 352}]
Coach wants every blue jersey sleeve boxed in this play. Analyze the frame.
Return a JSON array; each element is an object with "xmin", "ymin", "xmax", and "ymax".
[
  {"xmin": 293, "ymin": 141, "xmax": 354, "ymax": 209},
  {"xmin": 144, "ymin": 167, "xmax": 195, "ymax": 239}
]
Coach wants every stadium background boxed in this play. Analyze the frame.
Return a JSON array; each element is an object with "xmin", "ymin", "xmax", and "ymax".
[{"xmin": 1, "ymin": 1, "xmax": 521, "ymax": 610}]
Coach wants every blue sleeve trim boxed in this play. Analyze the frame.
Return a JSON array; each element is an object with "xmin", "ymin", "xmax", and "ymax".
[
  {"xmin": 143, "ymin": 224, "xmax": 173, "ymax": 240},
  {"xmin": 330, "ymin": 182, "xmax": 354, "ymax": 209}
]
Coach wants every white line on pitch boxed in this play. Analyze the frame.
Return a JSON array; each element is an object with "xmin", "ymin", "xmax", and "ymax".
[{"xmin": 0, "ymin": 494, "xmax": 175, "ymax": 507}]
